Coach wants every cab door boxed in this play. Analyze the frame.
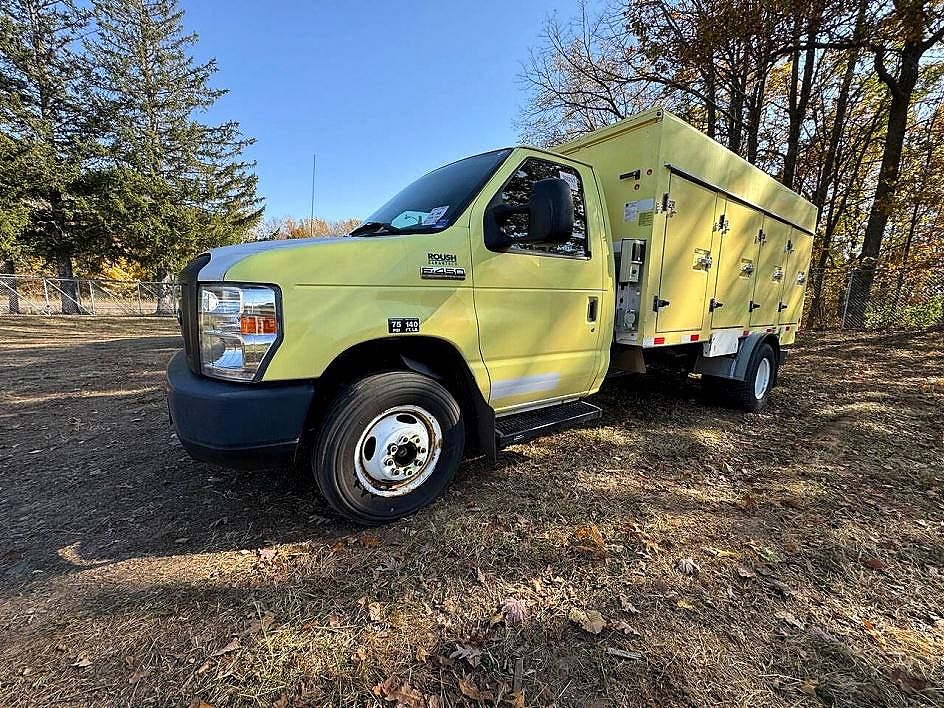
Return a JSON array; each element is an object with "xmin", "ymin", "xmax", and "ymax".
[{"xmin": 469, "ymin": 153, "xmax": 606, "ymax": 412}]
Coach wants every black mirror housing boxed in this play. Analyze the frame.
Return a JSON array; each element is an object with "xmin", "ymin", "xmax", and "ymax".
[
  {"xmin": 525, "ymin": 178, "xmax": 574, "ymax": 244},
  {"xmin": 484, "ymin": 177, "xmax": 575, "ymax": 250}
]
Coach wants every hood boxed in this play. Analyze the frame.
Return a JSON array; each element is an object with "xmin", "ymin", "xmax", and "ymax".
[
  {"xmin": 197, "ymin": 236, "xmax": 351, "ymax": 281},
  {"xmin": 196, "ymin": 226, "xmax": 473, "ymax": 288}
]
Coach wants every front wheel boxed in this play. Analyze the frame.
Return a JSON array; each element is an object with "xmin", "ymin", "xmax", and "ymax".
[{"xmin": 312, "ymin": 372, "xmax": 464, "ymax": 524}]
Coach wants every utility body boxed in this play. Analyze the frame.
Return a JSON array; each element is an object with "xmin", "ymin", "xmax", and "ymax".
[{"xmin": 168, "ymin": 108, "xmax": 817, "ymax": 523}]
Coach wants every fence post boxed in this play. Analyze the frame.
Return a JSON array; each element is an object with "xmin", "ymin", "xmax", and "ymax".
[
  {"xmin": 840, "ymin": 271, "xmax": 854, "ymax": 330},
  {"xmin": 87, "ymin": 280, "xmax": 96, "ymax": 315},
  {"xmin": 42, "ymin": 278, "xmax": 49, "ymax": 313},
  {"xmin": 137, "ymin": 282, "xmax": 143, "ymax": 315}
]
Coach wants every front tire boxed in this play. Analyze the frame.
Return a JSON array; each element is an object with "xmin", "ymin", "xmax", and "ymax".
[{"xmin": 313, "ymin": 372, "xmax": 464, "ymax": 524}]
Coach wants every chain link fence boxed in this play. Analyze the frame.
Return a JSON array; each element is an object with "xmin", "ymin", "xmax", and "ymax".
[
  {"xmin": 0, "ymin": 274, "xmax": 179, "ymax": 317},
  {"xmin": 3, "ymin": 264, "xmax": 942, "ymax": 329},
  {"xmin": 805, "ymin": 261, "xmax": 944, "ymax": 330}
]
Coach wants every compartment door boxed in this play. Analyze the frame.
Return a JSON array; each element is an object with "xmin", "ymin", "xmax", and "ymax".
[
  {"xmin": 779, "ymin": 228, "xmax": 813, "ymax": 325},
  {"xmin": 655, "ymin": 175, "xmax": 718, "ymax": 333},
  {"xmin": 710, "ymin": 200, "xmax": 762, "ymax": 329},
  {"xmin": 749, "ymin": 216, "xmax": 790, "ymax": 327}
]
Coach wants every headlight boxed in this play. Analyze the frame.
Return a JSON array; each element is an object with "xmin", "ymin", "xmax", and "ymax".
[{"xmin": 198, "ymin": 283, "xmax": 280, "ymax": 381}]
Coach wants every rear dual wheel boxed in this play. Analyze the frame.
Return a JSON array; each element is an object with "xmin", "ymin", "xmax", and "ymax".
[
  {"xmin": 703, "ymin": 342, "xmax": 777, "ymax": 412},
  {"xmin": 312, "ymin": 372, "xmax": 464, "ymax": 524}
]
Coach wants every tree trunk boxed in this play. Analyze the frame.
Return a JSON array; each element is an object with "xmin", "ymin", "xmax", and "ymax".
[
  {"xmin": 1, "ymin": 260, "xmax": 19, "ymax": 314},
  {"xmin": 56, "ymin": 255, "xmax": 80, "ymax": 315},
  {"xmin": 154, "ymin": 267, "xmax": 176, "ymax": 316},
  {"xmin": 807, "ymin": 49, "xmax": 858, "ymax": 325},
  {"xmin": 783, "ymin": 21, "xmax": 817, "ymax": 189},
  {"xmin": 844, "ymin": 46, "xmax": 921, "ymax": 329}
]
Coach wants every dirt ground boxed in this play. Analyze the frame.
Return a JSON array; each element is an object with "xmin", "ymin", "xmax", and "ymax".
[{"xmin": 0, "ymin": 317, "xmax": 941, "ymax": 708}]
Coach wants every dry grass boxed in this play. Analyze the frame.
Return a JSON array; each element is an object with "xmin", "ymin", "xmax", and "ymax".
[{"xmin": 0, "ymin": 317, "xmax": 942, "ymax": 707}]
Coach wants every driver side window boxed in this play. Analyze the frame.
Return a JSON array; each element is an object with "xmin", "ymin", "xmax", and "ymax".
[{"xmin": 499, "ymin": 158, "xmax": 589, "ymax": 258}]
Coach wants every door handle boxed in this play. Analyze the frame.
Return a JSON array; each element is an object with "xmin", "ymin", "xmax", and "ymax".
[
  {"xmin": 710, "ymin": 298, "xmax": 724, "ymax": 312},
  {"xmin": 749, "ymin": 301, "xmax": 761, "ymax": 312},
  {"xmin": 587, "ymin": 297, "xmax": 598, "ymax": 322},
  {"xmin": 778, "ymin": 302, "xmax": 788, "ymax": 312}
]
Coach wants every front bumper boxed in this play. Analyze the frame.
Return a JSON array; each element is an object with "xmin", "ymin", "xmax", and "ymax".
[{"xmin": 166, "ymin": 350, "xmax": 315, "ymax": 469}]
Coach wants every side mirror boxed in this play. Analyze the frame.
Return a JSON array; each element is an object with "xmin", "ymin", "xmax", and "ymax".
[
  {"xmin": 484, "ymin": 177, "xmax": 575, "ymax": 250},
  {"xmin": 524, "ymin": 178, "xmax": 574, "ymax": 244}
]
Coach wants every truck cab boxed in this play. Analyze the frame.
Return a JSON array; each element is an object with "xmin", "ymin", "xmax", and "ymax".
[{"xmin": 168, "ymin": 109, "xmax": 816, "ymax": 523}]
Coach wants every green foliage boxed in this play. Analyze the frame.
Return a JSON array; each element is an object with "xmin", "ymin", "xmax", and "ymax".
[
  {"xmin": 0, "ymin": 0, "xmax": 262, "ymax": 279},
  {"xmin": 86, "ymin": 0, "xmax": 262, "ymax": 274}
]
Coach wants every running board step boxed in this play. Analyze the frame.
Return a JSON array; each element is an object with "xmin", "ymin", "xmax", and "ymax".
[{"xmin": 495, "ymin": 401, "xmax": 602, "ymax": 448}]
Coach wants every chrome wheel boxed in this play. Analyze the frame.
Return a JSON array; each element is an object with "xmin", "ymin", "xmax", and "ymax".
[
  {"xmin": 754, "ymin": 357, "xmax": 771, "ymax": 400},
  {"xmin": 353, "ymin": 405, "xmax": 442, "ymax": 497}
]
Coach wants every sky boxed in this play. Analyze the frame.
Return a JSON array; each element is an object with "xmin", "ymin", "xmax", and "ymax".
[{"xmin": 179, "ymin": 0, "xmax": 585, "ymax": 222}]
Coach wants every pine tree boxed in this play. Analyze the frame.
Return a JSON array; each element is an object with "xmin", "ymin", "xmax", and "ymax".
[
  {"xmin": 87, "ymin": 0, "xmax": 262, "ymax": 313},
  {"xmin": 0, "ymin": 0, "xmax": 105, "ymax": 313}
]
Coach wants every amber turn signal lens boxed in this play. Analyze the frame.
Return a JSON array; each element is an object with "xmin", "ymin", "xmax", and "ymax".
[{"xmin": 240, "ymin": 315, "xmax": 277, "ymax": 335}]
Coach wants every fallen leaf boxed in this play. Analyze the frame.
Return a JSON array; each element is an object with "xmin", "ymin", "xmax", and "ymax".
[
  {"xmin": 188, "ymin": 700, "xmax": 214, "ymax": 708},
  {"xmin": 704, "ymin": 547, "xmax": 741, "ymax": 560},
  {"xmin": 890, "ymin": 668, "xmax": 927, "ymax": 694},
  {"xmin": 862, "ymin": 557, "xmax": 887, "ymax": 572},
  {"xmin": 459, "ymin": 676, "xmax": 494, "ymax": 703},
  {"xmin": 501, "ymin": 598, "xmax": 528, "ymax": 626},
  {"xmin": 572, "ymin": 524, "xmax": 607, "ymax": 557},
  {"xmin": 742, "ymin": 494, "xmax": 758, "ymax": 512},
  {"xmin": 612, "ymin": 620, "xmax": 640, "ymax": 637},
  {"xmin": 503, "ymin": 689, "xmax": 526, "ymax": 708},
  {"xmin": 774, "ymin": 610, "xmax": 805, "ymax": 631},
  {"xmin": 256, "ymin": 547, "xmax": 277, "ymax": 562},
  {"xmin": 72, "ymin": 654, "xmax": 92, "ymax": 668},
  {"xmin": 373, "ymin": 674, "xmax": 426, "ymax": 707},
  {"xmin": 128, "ymin": 667, "xmax": 152, "ymax": 684},
  {"xmin": 736, "ymin": 565, "xmax": 756, "ymax": 579},
  {"xmin": 209, "ymin": 638, "xmax": 240, "ymax": 657},
  {"xmin": 800, "ymin": 679, "xmax": 817, "ymax": 695},
  {"xmin": 569, "ymin": 608, "xmax": 606, "ymax": 634},
  {"xmin": 676, "ymin": 599, "xmax": 697, "ymax": 611},
  {"xmin": 367, "ymin": 602, "xmax": 383, "ymax": 622},
  {"xmin": 246, "ymin": 611, "xmax": 276, "ymax": 635},
  {"xmin": 619, "ymin": 596, "xmax": 640, "ymax": 613},
  {"xmin": 449, "ymin": 643, "xmax": 482, "ymax": 667},
  {"xmin": 677, "ymin": 558, "xmax": 700, "ymax": 576},
  {"xmin": 359, "ymin": 533, "xmax": 381, "ymax": 548}
]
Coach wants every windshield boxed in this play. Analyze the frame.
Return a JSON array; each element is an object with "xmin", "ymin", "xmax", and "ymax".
[{"xmin": 355, "ymin": 148, "xmax": 512, "ymax": 235}]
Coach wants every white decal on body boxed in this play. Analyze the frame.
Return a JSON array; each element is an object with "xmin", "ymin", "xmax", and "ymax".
[{"xmin": 491, "ymin": 373, "xmax": 561, "ymax": 400}]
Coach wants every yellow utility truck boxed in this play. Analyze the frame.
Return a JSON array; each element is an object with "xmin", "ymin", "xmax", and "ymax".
[{"xmin": 167, "ymin": 108, "xmax": 816, "ymax": 523}]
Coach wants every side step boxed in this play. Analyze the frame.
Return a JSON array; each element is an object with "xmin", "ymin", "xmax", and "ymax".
[{"xmin": 495, "ymin": 400, "xmax": 602, "ymax": 448}]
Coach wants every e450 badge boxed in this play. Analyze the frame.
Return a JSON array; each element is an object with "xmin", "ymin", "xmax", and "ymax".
[{"xmin": 420, "ymin": 265, "xmax": 465, "ymax": 281}]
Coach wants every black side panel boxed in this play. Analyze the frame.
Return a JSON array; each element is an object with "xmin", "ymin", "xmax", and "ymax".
[{"xmin": 178, "ymin": 254, "xmax": 210, "ymax": 374}]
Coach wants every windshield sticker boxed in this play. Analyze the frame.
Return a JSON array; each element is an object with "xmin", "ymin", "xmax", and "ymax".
[
  {"xmin": 422, "ymin": 205, "xmax": 449, "ymax": 225},
  {"xmin": 559, "ymin": 171, "xmax": 579, "ymax": 192}
]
